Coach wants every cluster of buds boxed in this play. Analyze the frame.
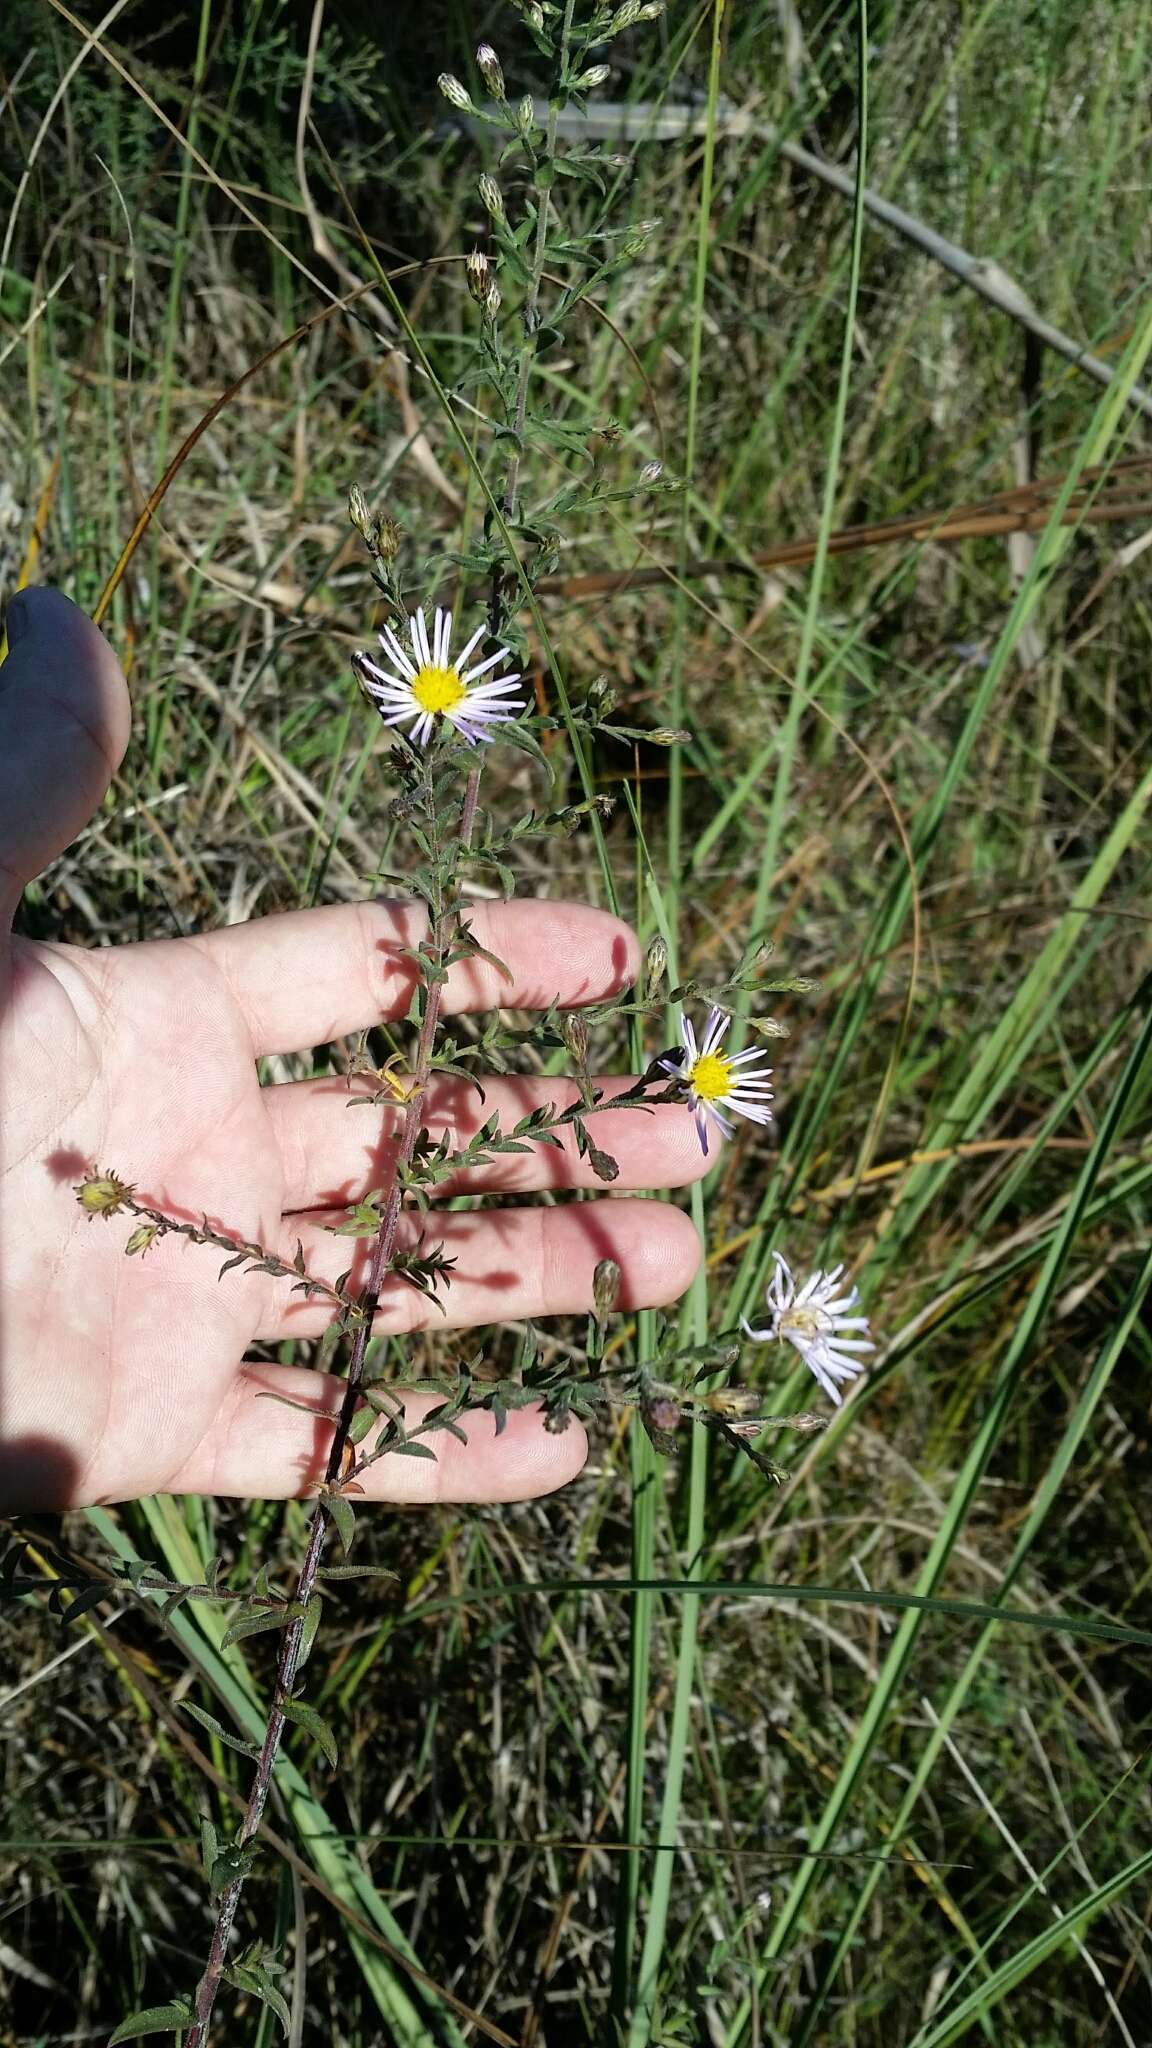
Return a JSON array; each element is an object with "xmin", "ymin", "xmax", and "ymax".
[
  {"xmin": 348, "ymin": 484, "xmax": 402, "ymax": 565},
  {"xmin": 606, "ymin": 0, "xmax": 665, "ymax": 32}
]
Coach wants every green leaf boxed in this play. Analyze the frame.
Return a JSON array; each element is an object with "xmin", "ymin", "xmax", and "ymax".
[
  {"xmin": 317, "ymin": 1562, "xmax": 399, "ymax": 1582},
  {"xmin": 297, "ymin": 1591, "xmax": 324, "ymax": 1669},
  {"xmin": 181, "ymin": 1700, "xmax": 262, "ymax": 1761},
  {"xmin": 389, "ymin": 1440, "xmax": 439, "ymax": 1461},
  {"xmin": 322, "ymin": 1490, "xmax": 356, "ymax": 1556},
  {"xmin": 281, "ymin": 1697, "xmax": 339, "ymax": 1769},
  {"xmin": 225, "ymin": 1962, "xmax": 291, "ymax": 2033},
  {"xmin": 347, "ymin": 1399, "xmax": 378, "ymax": 1446},
  {"xmin": 109, "ymin": 2002, "xmax": 194, "ymax": 2042},
  {"xmin": 208, "ymin": 1841, "xmax": 257, "ymax": 1900},
  {"xmin": 221, "ymin": 1603, "xmax": 292, "ymax": 1648}
]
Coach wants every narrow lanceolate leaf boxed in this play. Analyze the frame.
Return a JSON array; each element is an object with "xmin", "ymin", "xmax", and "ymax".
[
  {"xmin": 181, "ymin": 1700, "xmax": 261, "ymax": 1761},
  {"xmin": 321, "ymin": 1489, "xmax": 357, "ymax": 1555},
  {"xmin": 109, "ymin": 2001, "xmax": 194, "ymax": 2042},
  {"xmin": 281, "ymin": 1698, "xmax": 340, "ymax": 1769},
  {"xmin": 225, "ymin": 1962, "xmax": 291, "ymax": 2034}
]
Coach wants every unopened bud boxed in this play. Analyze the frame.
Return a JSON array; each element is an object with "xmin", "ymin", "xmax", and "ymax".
[
  {"xmin": 476, "ymin": 43, "xmax": 505, "ymax": 96},
  {"xmin": 622, "ymin": 216, "xmax": 661, "ymax": 257},
  {"xmin": 348, "ymin": 480, "xmax": 372, "ymax": 538},
  {"xmin": 478, "ymin": 172, "xmax": 506, "ymax": 222},
  {"xmin": 518, "ymin": 92, "xmax": 538, "ymax": 131},
  {"xmin": 586, "ymin": 675, "xmax": 616, "ymax": 718},
  {"xmin": 348, "ymin": 483, "xmax": 401, "ymax": 563},
  {"xmin": 575, "ymin": 63, "xmax": 611, "ymax": 90},
  {"xmin": 76, "ymin": 1171, "xmax": 135, "ymax": 1218},
  {"xmin": 485, "ymin": 281, "xmax": 502, "ymax": 317},
  {"xmin": 561, "ymin": 1013, "xmax": 590, "ymax": 1067},
  {"xmin": 374, "ymin": 514, "xmax": 402, "ymax": 563},
  {"xmin": 638, "ymin": 458, "xmax": 664, "ymax": 487},
  {"xmin": 644, "ymin": 934, "xmax": 667, "ymax": 996},
  {"xmin": 593, "ymin": 1257, "xmax": 622, "ymax": 1322},
  {"xmin": 646, "ymin": 727, "xmax": 691, "ymax": 747},
  {"xmin": 707, "ymin": 1386, "xmax": 760, "ymax": 1418},
  {"xmin": 124, "ymin": 1223, "xmax": 160, "ymax": 1257},
  {"xmin": 437, "ymin": 73, "xmax": 473, "ymax": 113},
  {"xmin": 466, "ymin": 249, "xmax": 491, "ymax": 302},
  {"xmin": 637, "ymin": 0, "xmax": 665, "ymax": 17},
  {"xmin": 611, "ymin": 0, "xmax": 643, "ymax": 27}
]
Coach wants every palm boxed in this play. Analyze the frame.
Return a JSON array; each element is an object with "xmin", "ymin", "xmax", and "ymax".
[
  {"xmin": 0, "ymin": 590, "xmax": 702, "ymax": 1510},
  {"xmin": 3, "ymin": 930, "xmax": 285, "ymax": 1505}
]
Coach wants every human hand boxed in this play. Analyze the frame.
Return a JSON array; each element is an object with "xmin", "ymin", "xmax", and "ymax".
[{"xmin": 0, "ymin": 590, "xmax": 705, "ymax": 1511}]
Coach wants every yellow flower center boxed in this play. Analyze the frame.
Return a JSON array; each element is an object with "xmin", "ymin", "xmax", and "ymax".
[
  {"xmin": 688, "ymin": 1051, "xmax": 733, "ymax": 1103},
  {"xmin": 781, "ymin": 1305, "xmax": 825, "ymax": 1340},
  {"xmin": 412, "ymin": 664, "xmax": 466, "ymax": 715}
]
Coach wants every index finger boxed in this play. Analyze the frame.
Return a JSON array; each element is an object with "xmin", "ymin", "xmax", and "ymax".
[{"xmin": 191, "ymin": 897, "xmax": 640, "ymax": 1056}]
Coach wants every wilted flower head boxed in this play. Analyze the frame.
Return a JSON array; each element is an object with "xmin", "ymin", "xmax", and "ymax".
[
  {"xmin": 661, "ymin": 1006, "xmax": 774, "ymax": 1156},
  {"xmin": 354, "ymin": 609, "xmax": 526, "ymax": 748},
  {"xmin": 743, "ymin": 1252, "xmax": 875, "ymax": 1406}
]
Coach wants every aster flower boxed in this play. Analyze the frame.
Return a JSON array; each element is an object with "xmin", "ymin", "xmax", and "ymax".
[
  {"xmin": 660, "ymin": 1005, "xmax": 774, "ymax": 1156},
  {"xmin": 742, "ymin": 1252, "xmax": 874, "ymax": 1406},
  {"xmin": 354, "ymin": 608, "xmax": 526, "ymax": 748}
]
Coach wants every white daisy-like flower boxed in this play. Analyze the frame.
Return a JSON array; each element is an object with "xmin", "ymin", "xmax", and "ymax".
[
  {"xmin": 660, "ymin": 1005, "xmax": 774, "ymax": 1157},
  {"xmin": 353, "ymin": 607, "xmax": 526, "ymax": 747},
  {"xmin": 742, "ymin": 1251, "xmax": 875, "ymax": 1406}
]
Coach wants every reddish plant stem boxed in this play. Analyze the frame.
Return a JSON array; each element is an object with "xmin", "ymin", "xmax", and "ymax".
[{"xmin": 186, "ymin": 766, "xmax": 481, "ymax": 2047}]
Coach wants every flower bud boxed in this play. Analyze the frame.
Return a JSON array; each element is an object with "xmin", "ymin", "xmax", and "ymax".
[
  {"xmin": 476, "ymin": 43, "xmax": 505, "ymax": 97},
  {"xmin": 638, "ymin": 458, "xmax": 664, "ymax": 487},
  {"xmin": 611, "ymin": 0, "xmax": 643, "ymax": 27},
  {"xmin": 478, "ymin": 172, "xmax": 506, "ymax": 222},
  {"xmin": 561, "ymin": 1013, "xmax": 590, "ymax": 1067},
  {"xmin": 622, "ymin": 216, "xmax": 661, "ymax": 258},
  {"xmin": 585, "ymin": 675, "xmax": 616, "ymax": 718},
  {"xmin": 437, "ymin": 73, "xmax": 473, "ymax": 113},
  {"xmin": 76, "ymin": 1171, "xmax": 135, "ymax": 1218},
  {"xmin": 646, "ymin": 727, "xmax": 691, "ymax": 746},
  {"xmin": 707, "ymin": 1385, "xmax": 761, "ymax": 1417},
  {"xmin": 518, "ymin": 93, "xmax": 538, "ymax": 131},
  {"xmin": 593, "ymin": 1257, "xmax": 622, "ymax": 1322},
  {"xmin": 637, "ymin": 0, "xmax": 665, "ymax": 17},
  {"xmin": 348, "ymin": 480, "xmax": 372, "ymax": 539},
  {"xmin": 125, "ymin": 1223, "xmax": 160, "ymax": 1257},
  {"xmin": 644, "ymin": 934, "xmax": 667, "ymax": 996},
  {"xmin": 484, "ymin": 281, "xmax": 502, "ymax": 317},
  {"xmin": 466, "ymin": 248, "xmax": 491, "ymax": 303},
  {"xmin": 523, "ymin": 6, "xmax": 545, "ymax": 34},
  {"xmin": 575, "ymin": 63, "xmax": 611, "ymax": 90}
]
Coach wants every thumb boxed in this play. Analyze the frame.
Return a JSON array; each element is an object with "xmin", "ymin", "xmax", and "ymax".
[{"xmin": 0, "ymin": 588, "xmax": 131, "ymax": 927}]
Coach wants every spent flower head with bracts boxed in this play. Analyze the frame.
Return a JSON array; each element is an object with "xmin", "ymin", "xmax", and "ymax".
[
  {"xmin": 661, "ymin": 1006, "xmax": 774, "ymax": 1156},
  {"xmin": 743, "ymin": 1252, "xmax": 875, "ymax": 1406},
  {"xmin": 354, "ymin": 608, "xmax": 527, "ymax": 748}
]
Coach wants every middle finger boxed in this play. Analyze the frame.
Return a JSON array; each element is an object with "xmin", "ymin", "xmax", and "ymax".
[{"xmin": 267, "ymin": 1072, "xmax": 707, "ymax": 1209}]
